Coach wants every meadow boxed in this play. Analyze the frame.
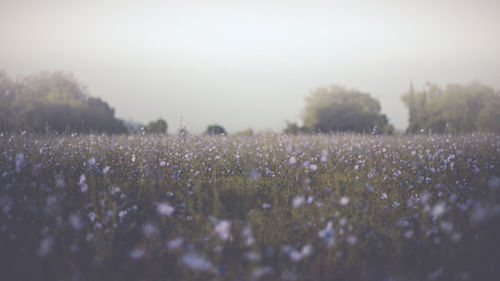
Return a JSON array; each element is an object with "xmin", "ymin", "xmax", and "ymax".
[{"xmin": 1, "ymin": 132, "xmax": 499, "ymax": 281}]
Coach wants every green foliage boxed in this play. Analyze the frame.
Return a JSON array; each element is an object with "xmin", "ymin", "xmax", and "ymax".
[
  {"xmin": 401, "ymin": 82, "xmax": 500, "ymax": 134},
  {"xmin": 0, "ymin": 71, "xmax": 126, "ymax": 134},
  {"xmin": 302, "ymin": 85, "xmax": 393, "ymax": 134},
  {"xmin": 145, "ymin": 118, "xmax": 168, "ymax": 134},
  {"xmin": 205, "ymin": 124, "xmax": 227, "ymax": 135}
]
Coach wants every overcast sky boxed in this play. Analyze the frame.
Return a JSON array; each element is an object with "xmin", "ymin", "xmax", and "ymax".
[{"xmin": 1, "ymin": 0, "xmax": 499, "ymax": 132}]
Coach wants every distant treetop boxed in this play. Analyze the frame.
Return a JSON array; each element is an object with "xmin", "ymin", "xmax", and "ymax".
[
  {"xmin": 144, "ymin": 118, "xmax": 168, "ymax": 134},
  {"xmin": 302, "ymin": 85, "xmax": 393, "ymax": 134}
]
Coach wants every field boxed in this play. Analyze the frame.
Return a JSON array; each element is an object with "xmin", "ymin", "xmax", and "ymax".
[{"xmin": 1, "ymin": 132, "xmax": 499, "ymax": 281}]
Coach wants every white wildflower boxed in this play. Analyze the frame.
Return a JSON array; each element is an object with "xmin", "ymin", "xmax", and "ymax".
[
  {"xmin": 156, "ymin": 202, "xmax": 175, "ymax": 216},
  {"xmin": 214, "ymin": 220, "xmax": 231, "ymax": 241},
  {"xmin": 130, "ymin": 248, "xmax": 145, "ymax": 259},
  {"xmin": 340, "ymin": 196, "xmax": 349, "ymax": 206},
  {"xmin": 181, "ymin": 253, "xmax": 213, "ymax": 271},
  {"xmin": 292, "ymin": 196, "xmax": 305, "ymax": 208}
]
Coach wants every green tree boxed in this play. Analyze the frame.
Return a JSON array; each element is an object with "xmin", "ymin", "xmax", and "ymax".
[
  {"xmin": 205, "ymin": 124, "xmax": 227, "ymax": 135},
  {"xmin": 0, "ymin": 71, "xmax": 126, "ymax": 133},
  {"xmin": 144, "ymin": 118, "xmax": 168, "ymax": 134},
  {"xmin": 302, "ymin": 85, "xmax": 393, "ymax": 134},
  {"xmin": 402, "ymin": 82, "xmax": 500, "ymax": 134}
]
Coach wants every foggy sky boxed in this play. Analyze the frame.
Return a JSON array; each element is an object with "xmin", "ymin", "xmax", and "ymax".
[{"xmin": 1, "ymin": 0, "xmax": 499, "ymax": 132}]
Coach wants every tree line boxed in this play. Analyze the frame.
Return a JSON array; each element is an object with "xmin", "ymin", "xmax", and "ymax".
[
  {"xmin": 0, "ymin": 71, "xmax": 126, "ymax": 134},
  {"xmin": 1, "ymin": 70, "xmax": 499, "ymax": 135},
  {"xmin": 286, "ymin": 82, "xmax": 500, "ymax": 134}
]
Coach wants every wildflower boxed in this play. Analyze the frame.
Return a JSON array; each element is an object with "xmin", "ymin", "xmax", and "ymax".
[
  {"xmin": 167, "ymin": 238, "xmax": 184, "ymax": 250},
  {"xmin": 244, "ymin": 251, "xmax": 260, "ymax": 262},
  {"xmin": 130, "ymin": 248, "xmax": 145, "ymax": 259},
  {"xmin": 320, "ymin": 150, "xmax": 328, "ymax": 163},
  {"xmin": 15, "ymin": 153, "xmax": 24, "ymax": 173},
  {"xmin": 431, "ymin": 202, "xmax": 446, "ymax": 218},
  {"xmin": 288, "ymin": 244, "xmax": 313, "ymax": 262},
  {"xmin": 102, "ymin": 166, "xmax": 110, "ymax": 174},
  {"xmin": 142, "ymin": 222, "xmax": 159, "ymax": 237},
  {"xmin": 309, "ymin": 164, "xmax": 318, "ymax": 171},
  {"xmin": 156, "ymin": 202, "xmax": 175, "ymax": 216},
  {"xmin": 38, "ymin": 236, "xmax": 54, "ymax": 257},
  {"xmin": 118, "ymin": 210, "xmax": 127, "ymax": 219},
  {"xmin": 248, "ymin": 169, "xmax": 261, "ymax": 181},
  {"xmin": 346, "ymin": 235, "xmax": 357, "ymax": 245},
  {"xmin": 110, "ymin": 186, "xmax": 121, "ymax": 195},
  {"xmin": 88, "ymin": 212, "xmax": 96, "ymax": 223},
  {"xmin": 181, "ymin": 253, "xmax": 213, "ymax": 271},
  {"xmin": 55, "ymin": 175, "xmax": 65, "ymax": 188},
  {"xmin": 88, "ymin": 157, "xmax": 96, "ymax": 166},
  {"xmin": 78, "ymin": 174, "xmax": 88, "ymax": 192},
  {"xmin": 242, "ymin": 225, "xmax": 255, "ymax": 246},
  {"xmin": 440, "ymin": 221, "xmax": 453, "ymax": 233},
  {"xmin": 339, "ymin": 196, "xmax": 349, "ymax": 206},
  {"xmin": 293, "ymin": 196, "xmax": 305, "ymax": 208},
  {"xmin": 214, "ymin": 220, "xmax": 231, "ymax": 241},
  {"xmin": 252, "ymin": 266, "xmax": 274, "ymax": 279},
  {"xmin": 69, "ymin": 214, "xmax": 84, "ymax": 230},
  {"xmin": 318, "ymin": 221, "xmax": 335, "ymax": 246}
]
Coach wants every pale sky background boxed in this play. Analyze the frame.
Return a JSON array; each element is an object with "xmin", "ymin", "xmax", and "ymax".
[{"xmin": 1, "ymin": 0, "xmax": 499, "ymax": 133}]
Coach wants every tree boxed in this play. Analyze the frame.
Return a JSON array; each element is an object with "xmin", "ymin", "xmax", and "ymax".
[
  {"xmin": 0, "ymin": 71, "xmax": 126, "ymax": 134},
  {"xmin": 401, "ymin": 82, "xmax": 500, "ymax": 134},
  {"xmin": 144, "ymin": 118, "xmax": 168, "ymax": 134},
  {"xmin": 476, "ymin": 99, "xmax": 500, "ymax": 134},
  {"xmin": 205, "ymin": 124, "xmax": 226, "ymax": 135},
  {"xmin": 302, "ymin": 85, "xmax": 393, "ymax": 134}
]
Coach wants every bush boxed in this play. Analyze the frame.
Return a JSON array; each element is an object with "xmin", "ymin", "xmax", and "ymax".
[
  {"xmin": 144, "ymin": 119, "xmax": 168, "ymax": 134},
  {"xmin": 205, "ymin": 124, "xmax": 227, "ymax": 135}
]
